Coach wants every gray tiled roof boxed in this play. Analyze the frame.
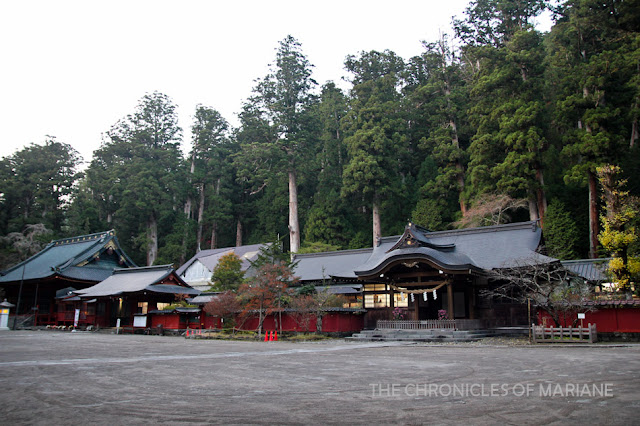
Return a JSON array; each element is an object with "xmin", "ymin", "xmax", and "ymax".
[
  {"xmin": 562, "ymin": 258, "xmax": 610, "ymax": 282},
  {"xmin": 176, "ymin": 243, "xmax": 268, "ymax": 276},
  {"xmin": 76, "ymin": 265, "xmax": 199, "ymax": 298},
  {"xmin": 293, "ymin": 248, "xmax": 373, "ymax": 281},
  {"xmin": 294, "ymin": 221, "xmax": 555, "ymax": 282}
]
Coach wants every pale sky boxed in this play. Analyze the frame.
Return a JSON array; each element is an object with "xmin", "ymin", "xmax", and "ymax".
[{"xmin": 0, "ymin": 1, "xmax": 552, "ymax": 165}]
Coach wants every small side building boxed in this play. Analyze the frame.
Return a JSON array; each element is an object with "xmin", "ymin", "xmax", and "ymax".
[{"xmin": 76, "ymin": 265, "xmax": 200, "ymax": 329}]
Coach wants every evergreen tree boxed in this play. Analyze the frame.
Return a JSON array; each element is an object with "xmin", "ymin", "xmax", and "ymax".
[
  {"xmin": 457, "ymin": 0, "xmax": 549, "ymax": 223},
  {"xmin": 0, "ymin": 138, "xmax": 82, "ymax": 235},
  {"xmin": 547, "ymin": 0, "xmax": 639, "ymax": 257},
  {"xmin": 234, "ymin": 35, "xmax": 318, "ymax": 253},
  {"xmin": 303, "ymin": 82, "xmax": 356, "ymax": 248},
  {"xmin": 189, "ymin": 105, "xmax": 235, "ymax": 252},
  {"xmin": 404, "ymin": 36, "xmax": 470, "ymax": 219},
  {"xmin": 341, "ymin": 50, "xmax": 408, "ymax": 245},
  {"xmin": 211, "ymin": 252, "xmax": 245, "ymax": 291},
  {"xmin": 543, "ymin": 202, "xmax": 580, "ymax": 259},
  {"xmin": 85, "ymin": 92, "xmax": 186, "ymax": 265}
]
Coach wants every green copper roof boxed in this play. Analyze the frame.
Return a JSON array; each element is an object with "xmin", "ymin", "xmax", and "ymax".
[{"xmin": 0, "ymin": 230, "xmax": 137, "ymax": 284}]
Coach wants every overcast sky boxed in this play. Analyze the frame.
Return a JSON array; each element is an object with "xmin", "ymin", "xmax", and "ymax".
[{"xmin": 0, "ymin": 1, "xmax": 552, "ymax": 165}]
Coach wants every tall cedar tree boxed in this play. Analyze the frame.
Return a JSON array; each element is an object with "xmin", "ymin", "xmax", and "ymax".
[
  {"xmin": 456, "ymin": 0, "xmax": 549, "ymax": 223},
  {"xmin": 303, "ymin": 82, "xmax": 355, "ymax": 248},
  {"xmin": 86, "ymin": 92, "xmax": 186, "ymax": 265},
  {"xmin": 404, "ymin": 36, "xmax": 470, "ymax": 219},
  {"xmin": 188, "ymin": 106, "xmax": 234, "ymax": 252},
  {"xmin": 547, "ymin": 0, "xmax": 639, "ymax": 257},
  {"xmin": 0, "ymin": 138, "xmax": 82, "ymax": 235},
  {"xmin": 234, "ymin": 35, "xmax": 317, "ymax": 253},
  {"xmin": 341, "ymin": 50, "xmax": 408, "ymax": 245}
]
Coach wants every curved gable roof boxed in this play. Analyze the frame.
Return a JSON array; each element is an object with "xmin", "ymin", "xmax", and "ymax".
[
  {"xmin": 355, "ymin": 221, "xmax": 554, "ymax": 277},
  {"xmin": 294, "ymin": 221, "xmax": 556, "ymax": 282}
]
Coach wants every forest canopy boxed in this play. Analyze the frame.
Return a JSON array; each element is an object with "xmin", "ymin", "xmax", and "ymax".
[{"xmin": 1, "ymin": 0, "xmax": 639, "ymax": 269}]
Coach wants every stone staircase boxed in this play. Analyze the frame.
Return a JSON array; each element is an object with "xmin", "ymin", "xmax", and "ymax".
[{"xmin": 346, "ymin": 328, "xmax": 495, "ymax": 343}]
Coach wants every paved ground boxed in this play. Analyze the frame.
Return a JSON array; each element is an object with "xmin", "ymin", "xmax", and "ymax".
[{"xmin": 1, "ymin": 331, "xmax": 639, "ymax": 425}]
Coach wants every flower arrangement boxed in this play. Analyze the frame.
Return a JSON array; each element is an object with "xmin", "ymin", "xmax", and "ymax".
[
  {"xmin": 438, "ymin": 309, "xmax": 448, "ymax": 320},
  {"xmin": 392, "ymin": 307, "xmax": 405, "ymax": 321}
]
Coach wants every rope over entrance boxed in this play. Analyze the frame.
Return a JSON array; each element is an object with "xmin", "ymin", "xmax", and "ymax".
[{"xmin": 389, "ymin": 280, "xmax": 450, "ymax": 294}]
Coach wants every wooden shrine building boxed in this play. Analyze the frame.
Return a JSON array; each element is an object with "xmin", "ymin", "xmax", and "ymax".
[
  {"xmin": 0, "ymin": 230, "xmax": 136, "ymax": 325},
  {"xmin": 75, "ymin": 265, "xmax": 200, "ymax": 329},
  {"xmin": 294, "ymin": 221, "xmax": 555, "ymax": 328}
]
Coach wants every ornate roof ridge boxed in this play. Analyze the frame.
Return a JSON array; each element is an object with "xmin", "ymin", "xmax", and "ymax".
[
  {"xmin": 386, "ymin": 222, "xmax": 456, "ymax": 253},
  {"xmin": 51, "ymin": 230, "xmax": 115, "ymax": 246}
]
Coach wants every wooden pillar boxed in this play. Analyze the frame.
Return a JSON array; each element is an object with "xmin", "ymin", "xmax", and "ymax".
[
  {"xmin": 413, "ymin": 294, "xmax": 420, "ymax": 320},
  {"xmin": 447, "ymin": 282, "xmax": 454, "ymax": 320},
  {"xmin": 468, "ymin": 286, "xmax": 475, "ymax": 320},
  {"xmin": 388, "ymin": 285, "xmax": 394, "ymax": 320}
]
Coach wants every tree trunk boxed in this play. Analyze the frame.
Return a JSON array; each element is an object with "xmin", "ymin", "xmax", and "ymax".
[
  {"xmin": 288, "ymin": 170, "xmax": 300, "ymax": 253},
  {"xmin": 147, "ymin": 214, "xmax": 158, "ymax": 266},
  {"xmin": 208, "ymin": 178, "xmax": 223, "ymax": 250},
  {"xmin": 441, "ymin": 42, "xmax": 467, "ymax": 218},
  {"xmin": 372, "ymin": 196, "xmax": 382, "ymax": 247},
  {"xmin": 231, "ymin": 218, "xmax": 241, "ymax": 247},
  {"xmin": 527, "ymin": 196, "xmax": 539, "ymax": 222},
  {"xmin": 196, "ymin": 183, "xmax": 205, "ymax": 252},
  {"xmin": 183, "ymin": 198, "xmax": 192, "ymax": 219},
  {"xmin": 588, "ymin": 170, "xmax": 599, "ymax": 259},
  {"xmin": 535, "ymin": 167, "xmax": 548, "ymax": 227},
  {"xmin": 449, "ymin": 120, "xmax": 467, "ymax": 216}
]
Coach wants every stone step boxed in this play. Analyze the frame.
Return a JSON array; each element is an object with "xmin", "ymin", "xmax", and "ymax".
[{"xmin": 347, "ymin": 328, "xmax": 504, "ymax": 343}]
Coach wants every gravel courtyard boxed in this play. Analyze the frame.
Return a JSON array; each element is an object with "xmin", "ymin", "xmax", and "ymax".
[{"xmin": 1, "ymin": 330, "xmax": 638, "ymax": 425}]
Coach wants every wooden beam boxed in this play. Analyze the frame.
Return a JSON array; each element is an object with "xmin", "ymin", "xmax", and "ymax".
[
  {"xmin": 392, "ymin": 271, "xmax": 445, "ymax": 279},
  {"xmin": 394, "ymin": 280, "xmax": 447, "ymax": 288}
]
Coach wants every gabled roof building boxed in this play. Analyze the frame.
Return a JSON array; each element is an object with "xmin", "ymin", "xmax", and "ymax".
[
  {"xmin": 293, "ymin": 221, "xmax": 555, "ymax": 328},
  {"xmin": 0, "ymin": 230, "xmax": 136, "ymax": 323},
  {"xmin": 177, "ymin": 243, "xmax": 267, "ymax": 291},
  {"xmin": 74, "ymin": 265, "xmax": 200, "ymax": 329}
]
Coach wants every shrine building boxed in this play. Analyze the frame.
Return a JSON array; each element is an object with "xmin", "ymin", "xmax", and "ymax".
[
  {"xmin": 293, "ymin": 221, "xmax": 555, "ymax": 329},
  {"xmin": 0, "ymin": 230, "xmax": 136, "ymax": 325}
]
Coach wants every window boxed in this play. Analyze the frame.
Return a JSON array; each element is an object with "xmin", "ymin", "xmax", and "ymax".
[
  {"xmin": 365, "ymin": 294, "xmax": 389, "ymax": 308},
  {"xmin": 137, "ymin": 302, "xmax": 148, "ymax": 314},
  {"xmin": 394, "ymin": 293, "xmax": 408, "ymax": 308},
  {"xmin": 364, "ymin": 284, "xmax": 387, "ymax": 292}
]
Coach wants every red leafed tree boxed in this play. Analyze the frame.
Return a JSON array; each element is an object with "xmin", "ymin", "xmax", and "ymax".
[
  {"xmin": 203, "ymin": 291, "xmax": 240, "ymax": 330},
  {"xmin": 237, "ymin": 262, "xmax": 298, "ymax": 336}
]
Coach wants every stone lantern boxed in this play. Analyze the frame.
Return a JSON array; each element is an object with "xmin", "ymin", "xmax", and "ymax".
[{"xmin": 0, "ymin": 299, "xmax": 16, "ymax": 330}]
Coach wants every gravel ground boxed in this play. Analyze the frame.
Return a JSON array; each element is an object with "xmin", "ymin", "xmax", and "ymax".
[{"xmin": 1, "ymin": 330, "xmax": 639, "ymax": 425}]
